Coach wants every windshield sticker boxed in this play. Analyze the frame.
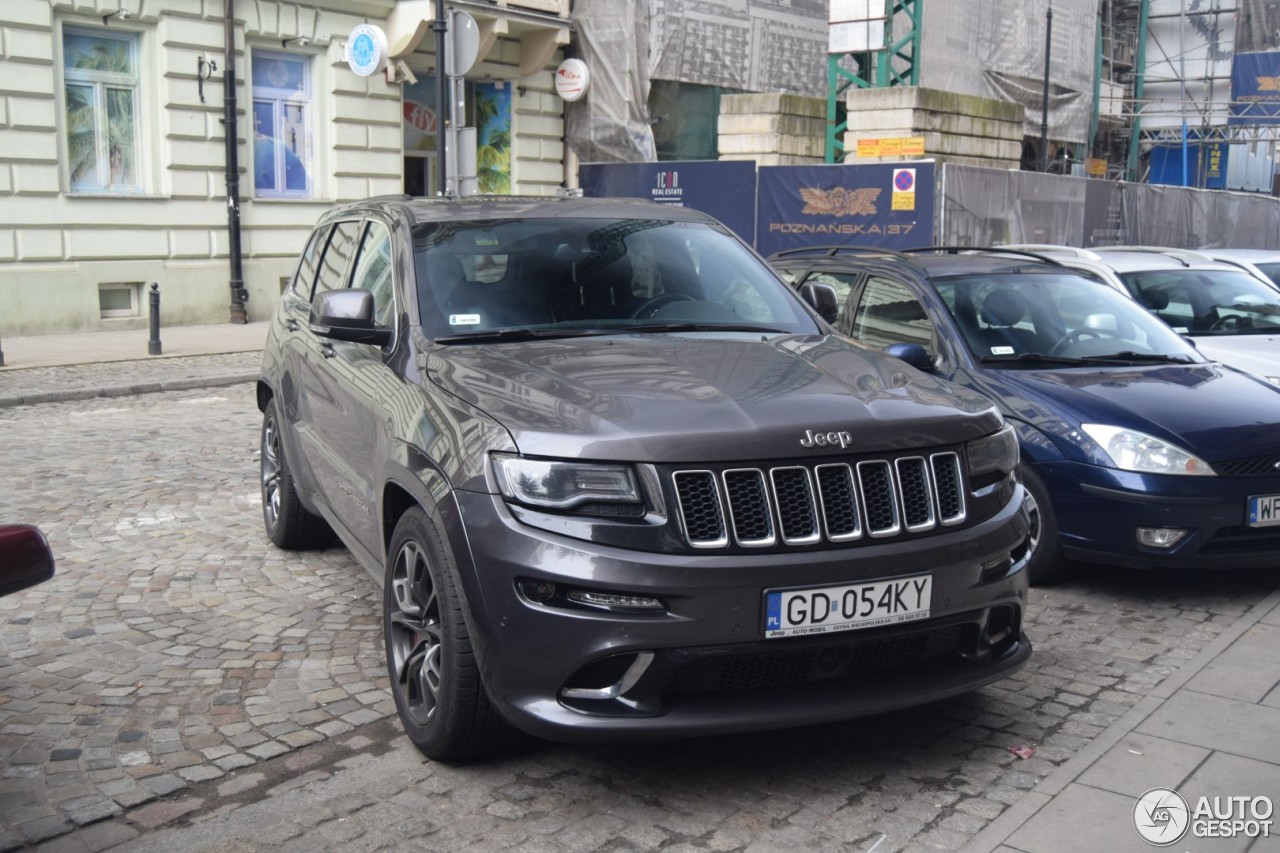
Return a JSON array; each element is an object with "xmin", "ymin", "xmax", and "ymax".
[
  {"xmin": 1173, "ymin": 326, "xmax": 1189, "ymax": 333},
  {"xmin": 474, "ymin": 237, "xmax": 499, "ymax": 246},
  {"xmin": 990, "ymin": 346, "xmax": 1015, "ymax": 355},
  {"xmin": 449, "ymin": 313, "xmax": 481, "ymax": 326}
]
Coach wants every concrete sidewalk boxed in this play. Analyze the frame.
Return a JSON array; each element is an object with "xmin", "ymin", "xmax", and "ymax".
[
  {"xmin": 0, "ymin": 321, "xmax": 269, "ymax": 370},
  {"xmin": 963, "ymin": 588, "xmax": 1280, "ymax": 853},
  {"xmin": 0, "ymin": 322, "xmax": 268, "ymax": 407},
  {"xmin": 3, "ymin": 322, "xmax": 1279, "ymax": 852}
]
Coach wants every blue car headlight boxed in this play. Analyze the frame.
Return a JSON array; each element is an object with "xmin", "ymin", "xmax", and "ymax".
[{"xmin": 1080, "ymin": 424, "xmax": 1216, "ymax": 476}]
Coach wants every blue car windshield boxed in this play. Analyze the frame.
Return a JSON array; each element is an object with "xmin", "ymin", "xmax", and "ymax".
[
  {"xmin": 932, "ymin": 273, "xmax": 1200, "ymax": 363},
  {"xmin": 411, "ymin": 218, "xmax": 818, "ymax": 341}
]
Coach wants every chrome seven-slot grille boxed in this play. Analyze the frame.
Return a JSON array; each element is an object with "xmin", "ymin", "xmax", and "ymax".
[{"xmin": 673, "ymin": 452, "xmax": 966, "ymax": 549}]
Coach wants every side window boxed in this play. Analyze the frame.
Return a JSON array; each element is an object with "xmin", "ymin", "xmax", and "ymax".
[
  {"xmin": 851, "ymin": 277, "xmax": 935, "ymax": 351},
  {"xmin": 292, "ymin": 225, "xmax": 331, "ymax": 299},
  {"xmin": 313, "ymin": 221, "xmax": 361, "ymax": 296},
  {"xmin": 251, "ymin": 51, "xmax": 312, "ymax": 198},
  {"xmin": 350, "ymin": 221, "xmax": 396, "ymax": 328},
  {"xmin": 63, "ymin": 27, "xmax": 141, "ymax": 193}
]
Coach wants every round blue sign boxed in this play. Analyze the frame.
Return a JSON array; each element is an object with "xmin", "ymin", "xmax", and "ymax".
[
  {"xmin": 345, "ymin": 24, "xmax": 387, "ymax": 77},
  {"xmin": 894, "ymin": 169, "xmax": 915, "ymax": 192}
]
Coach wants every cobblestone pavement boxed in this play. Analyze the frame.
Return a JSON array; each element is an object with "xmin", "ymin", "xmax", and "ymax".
[{"xmin": 0, "ymin": 380, "xmax": 1275, "ymax": 852}]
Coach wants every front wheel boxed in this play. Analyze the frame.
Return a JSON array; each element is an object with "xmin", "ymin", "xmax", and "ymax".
[
  {"xmin": 383, "ymin": 507, "xmax": 514, "ymax": 763},
  {"xmin": 1019, "ymin": 463, "xmax": 1069, "ymax": 585}
]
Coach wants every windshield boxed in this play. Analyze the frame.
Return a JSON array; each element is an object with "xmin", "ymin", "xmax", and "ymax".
[
  {"xmin": 1118, "ymin": 268, "xmax": 1280, "ymax": 335},
  {"xmin": 412, "ymin": 218, "xmax": 817, "ymax": 341},
  {"xmin": 932, "ymin": 272, "xmax": 1199, "ymax": 364}
]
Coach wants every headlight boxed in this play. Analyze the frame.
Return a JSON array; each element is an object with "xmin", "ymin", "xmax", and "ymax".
[
  {"xmin": 1080, "ymin": 424, "xmax": 1215, "ymax": 476},
  {"xmin": 492, "ymin": 454, "xmax": 642, "ymax": 510},
  {"xmin": 967, "ymin": 423, "xmax": 1019, "ymax": 479}
]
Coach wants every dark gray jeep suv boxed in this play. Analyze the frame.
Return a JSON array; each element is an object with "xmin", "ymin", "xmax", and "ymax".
[{"xmin": 257, "ymin": 196, "xmax": 1031, "ymax": 761}]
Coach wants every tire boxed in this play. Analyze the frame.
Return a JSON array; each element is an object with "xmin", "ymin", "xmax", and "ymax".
[
  {"xmin": 260, "ymin": 399, "xmax": 332, "ymax": 549},
  {"xmin": 1019, "ymin": 462, "xmax": 1069, "ymax": 585},
  {"xmin": 383, "ymin": 507, "xmax": 514, "ymax": 763}
]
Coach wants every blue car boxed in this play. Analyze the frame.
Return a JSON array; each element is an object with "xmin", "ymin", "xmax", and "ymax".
[{"xmin": 771, "ymin": 246, "xmax": 1280, "ymax": 583}]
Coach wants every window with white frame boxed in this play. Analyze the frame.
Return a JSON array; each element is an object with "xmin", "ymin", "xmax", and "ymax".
[
  {"xmin": 63, "ymin": 27, "xmax": 141, "ymax": 193},
  {"xmin": 252, "ymin": 51, "xmax": 312, "ymax": 197}
]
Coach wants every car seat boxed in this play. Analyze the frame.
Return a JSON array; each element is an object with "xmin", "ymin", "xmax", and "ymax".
[{"xmin": 977, "ymin": 289, "xmax": 1041, "ymax": 354}]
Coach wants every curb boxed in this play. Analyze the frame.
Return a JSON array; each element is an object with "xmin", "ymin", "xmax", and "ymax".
[{"xmin": 0, "ymin": 372, "xmax": 260, "ymax": 409}]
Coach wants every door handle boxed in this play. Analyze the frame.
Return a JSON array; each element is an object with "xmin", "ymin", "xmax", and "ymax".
[
  {"xmin": 320, "ymin": 343, "xmax": 336, "ymax": 359},
  {"xmin": 286, "ymin": 318, "xmax": 300, "ymax": 332}
]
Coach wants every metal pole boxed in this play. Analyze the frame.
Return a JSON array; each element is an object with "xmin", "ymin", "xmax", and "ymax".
[
  {"xmin": 1039, "ymin": 5, "xmax": 1053, "ymax": 171},
  {"xmin": 224, "ymin": 0, "xmax": 247, "ymax": 323},
  {"xmin": 1126, "ymin": 0, "xmax": 1151, "ymax": 182},
  {"xmin": 433, "ymin": 0, "xmax": 448, "ymax": 196},
  {"xmin": 148, "ymin": 283, "xmax": 162, "ymax": 356}
]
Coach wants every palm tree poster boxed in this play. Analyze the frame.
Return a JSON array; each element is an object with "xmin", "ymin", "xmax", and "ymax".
[{"xmin": 474, "ymin": 82, "xmax": 511, "ymax": 195}]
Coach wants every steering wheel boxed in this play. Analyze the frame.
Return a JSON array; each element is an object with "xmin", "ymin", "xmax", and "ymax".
[
  {"xmin": 1208, "ymin": 314, "xmax": 1246, "ymax": 331},
  {"xmin": 1049, "ymin": 327, "xmax": 1115, "ymax": 356},
  {"xmin": 632, "ymin": 292, "xmax": 694, "ymax": 319}
]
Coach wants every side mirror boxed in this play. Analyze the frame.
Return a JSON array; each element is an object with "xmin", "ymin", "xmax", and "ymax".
[
  {"xmin": 799, "ymin": 281, "xmax": 840, "ymax": 324},
  {"xmin": 884, "ymin": 342, "xmax": 936, "ymax": 372},
  {"xmin": 310, "ymin": 289, "xmax": 393, "ymax": 347},
  {"xmin": 0, "ymin": 524, "xmax": 55, "ymax": 597}
]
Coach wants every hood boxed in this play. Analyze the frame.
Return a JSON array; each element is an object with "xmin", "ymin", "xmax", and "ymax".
[
  {"xmin": 1189, "ymin": 335, "xmax": 1280, "ymax": 382},
  {"xmin": 964, "ymin": 362, "xmax": 1280, "ymax": 463},
  {"xmin": 426, "ymin": 334, "xmax": 1001, "ymax": 463}
]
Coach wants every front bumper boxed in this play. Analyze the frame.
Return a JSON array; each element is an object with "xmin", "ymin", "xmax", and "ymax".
[
  {"xmin": 447, "ymin": 486, "xmax": 1030, "ymax": 743},
  {"xmin": 1040, "ymin": 460, "xmax": 1280, "ymax": 570}
]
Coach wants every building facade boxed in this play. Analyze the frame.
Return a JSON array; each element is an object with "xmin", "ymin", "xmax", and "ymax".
[{"xmin": 0, "ymin": 0, "xmax": 571, "ymax": 335}]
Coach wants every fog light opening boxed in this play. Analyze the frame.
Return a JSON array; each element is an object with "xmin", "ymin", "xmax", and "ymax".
[
  {"xmin": 533, "ymin": 581, "xmax": 557, "ymax": 602},
  {"xmin": 1136, "ymin": 527, "xmax": 1188, "ymax": 549},
  {"xmin": 567, "ymin": 589, "xmax": 665, "ymax": 612}
]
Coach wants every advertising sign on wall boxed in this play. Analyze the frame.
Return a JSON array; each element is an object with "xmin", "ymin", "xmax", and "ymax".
[
  {"xmin": 755, "ymin": 162, "xmax": 935, "ymax": 256},
  {"xmin": 578, "ymin": 160, "xmax": 757, "ymax": 243},
  {"xmin": 1230, "ymin": 51, "xmax": 1280, "ymax": 125}
]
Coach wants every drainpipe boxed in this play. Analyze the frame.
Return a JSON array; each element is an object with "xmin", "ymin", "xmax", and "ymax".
[{"xmin": 225, "ymin": 0, "xmax": 248, "ymax": 323}]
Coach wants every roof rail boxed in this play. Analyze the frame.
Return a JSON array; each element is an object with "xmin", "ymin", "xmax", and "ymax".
[
  {"xmin": 904, "ymin": 246, "xmax": 1066, "ymax": 268},
  {"xmin": 998, "ymin": 243, "xmax": 1105, "ymax": 261},
  {"xmin": 1091, "ymin": 245, "xmax": 1216, "ymax": 267},
  {"xmin": 766, "ymin": 244, "xmax": 931, "ymax": 272}
]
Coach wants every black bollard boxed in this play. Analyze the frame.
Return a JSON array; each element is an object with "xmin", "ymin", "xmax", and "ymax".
[
  {"xmin": 148, "ymin": 283, "xmax": 162, "ymax": 356},
  {"xmin": 0, "ymin": 325, "xmax": 5, "ymax": 367}
]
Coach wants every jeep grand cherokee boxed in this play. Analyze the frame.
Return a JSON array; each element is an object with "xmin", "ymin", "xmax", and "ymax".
[{"xmin": 257, "ymin": 196, "xmax": 1031, "ymax": 761}]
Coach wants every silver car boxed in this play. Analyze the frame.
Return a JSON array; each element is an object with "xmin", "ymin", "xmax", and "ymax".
[{"xmin": 1003, "ymin": 245, "xmax": 1280, "ymax": 387}]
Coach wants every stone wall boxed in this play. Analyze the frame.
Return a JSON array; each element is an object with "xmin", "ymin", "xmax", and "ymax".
[
  {"xmin": 717, "ymin": 93, "xmax": 826, "ymax": 167},
  {"xmin": 844, "ymin": 87, "xmax": 1024, "ymax": 170}
]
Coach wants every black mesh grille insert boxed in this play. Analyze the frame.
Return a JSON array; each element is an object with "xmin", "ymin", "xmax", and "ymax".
[
  {"xmin": 1202, "ymin": 525, "xmax": 1280, "ymax": 554},
  {"xmin": 565, "ymin": 654, "xmax": 637, "ymax": 690},
  {"xmin": 816, "ymin": 464, "xmax": 860, "ymax": 539},
  {"xmin": 1216, "ymin": 455, "xmax": 1280, "ymax": 477},
  {"xmin": 772, "ymin": 467, "xmax": 818, "ymax": 542},
  {"xmin": 897, "ymin": 457, "xmax": 933, "ymax": 529},
  {"xmin": 859, "ymin": 461, "xmax": 898, "ymax": 534},
  {"xmin": 674, "ymin": 471, "xmax": 726, "ymax": 545},
  {"xmin": 724, "ymin": 470, "xmax": 773, "ymax": 543},
  {"xmin": 666, "ymin": 624, "xmax": 967, "ymax": 696},
  {"xmin": 932, "ymin": 453, "xmax": 964, "ymax": 523}
]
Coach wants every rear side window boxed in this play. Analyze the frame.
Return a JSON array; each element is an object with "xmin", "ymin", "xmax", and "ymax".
[{"xmin": 314, "ymin": 220, "xmax": 362, "ymax": 296}]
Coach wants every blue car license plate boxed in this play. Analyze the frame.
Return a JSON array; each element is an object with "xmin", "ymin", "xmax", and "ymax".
[
  {"xmin": 1248, "ymin": 493, "xmax": 1280, "ymax": 527},
  {"xmin": 764, "ymin": 575, "xmax": 932, "ymax": 639}
]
